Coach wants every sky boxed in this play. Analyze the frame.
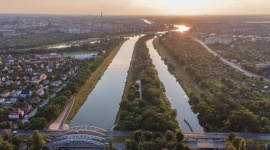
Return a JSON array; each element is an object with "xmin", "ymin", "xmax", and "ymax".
[{"xmin": 0, "ymin": 0, "xmax": 269, "ymax": 15}]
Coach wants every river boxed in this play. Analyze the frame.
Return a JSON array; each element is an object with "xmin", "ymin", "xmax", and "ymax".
[
  {"xmin": 69, "ymin": 36, "xmax": 140, "ymax": 130},
  {"xmin": 146, "ymin": 38, "xmax": 204, "ymax": 132}
]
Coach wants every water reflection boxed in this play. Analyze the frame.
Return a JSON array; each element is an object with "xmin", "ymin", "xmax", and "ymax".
[{"xmin": 174, "ymin": 25, "xmax": 190, "ymax": 32}]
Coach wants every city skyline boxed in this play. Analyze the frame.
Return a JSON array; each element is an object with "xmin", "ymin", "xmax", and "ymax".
[{"xmin": 0, "ymin": 0, "xmax": 270, "ymax": 15}]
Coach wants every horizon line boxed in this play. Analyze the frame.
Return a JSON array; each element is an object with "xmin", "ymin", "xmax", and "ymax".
[{"xmin": 0, "ymin": 12, "xmax": 270, "ymax": 17}]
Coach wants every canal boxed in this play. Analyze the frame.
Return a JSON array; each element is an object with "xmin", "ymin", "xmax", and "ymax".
[
  {"xmin": 69, "ymin": 36, "xmax": 140, "ymax": 130},
  {"xmin": 146, "ymin": 38, "xmax": 204, "ymax": 132}
]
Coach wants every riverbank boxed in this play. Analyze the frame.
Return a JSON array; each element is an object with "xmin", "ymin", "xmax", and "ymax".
[
  {"xmin": 153, "ymin": 37, "xmax": 209, "ymax": 98},
  {"xmin": 65, "ymin": 40, "xmax": 126, "ymax": 124}
]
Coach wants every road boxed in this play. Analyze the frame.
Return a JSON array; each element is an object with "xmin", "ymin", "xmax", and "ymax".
[
  {"xmin": 22, "ymin": 83, "xmax": 66, "ymax": 123},
  {"xmin": 194, "ymin": 38, "xmax": 270, "ymax": 83}
]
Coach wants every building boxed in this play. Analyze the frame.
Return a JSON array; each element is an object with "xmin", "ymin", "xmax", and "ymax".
[
  {"xmin": 255, "ymin": 64, "xmax": 270, "ymax": 68},
  {"xmin": 74, "ymin": 54, "xmax": 94, "ymax": 60},
  {"xmin": 8, "ymin": 109, "xmax": 24, "ymax": 120},
  {"xmin": 1, "ymin": 91, "xmax": 10, "ymax": 98},
  {"xmin": 29, "ymin": 96, "xmax": 40, "ymax": 104},
  {"xmin": 20, "ymin": 89, "xmax": 32, "ymax": 98},
  {"xmin": 10, "ymin": 90, "xmax": 22, "ymax": 98},
  {"xmin": 205, "ymin": 34, "xmax": 233, "ymax": 45}
]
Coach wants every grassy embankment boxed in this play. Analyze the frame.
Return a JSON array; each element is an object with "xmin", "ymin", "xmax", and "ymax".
[
  {"xmin": 153, "ymin": 37, "xmax": 210, "ymax": 98},
  {"xmin": 65, "ymin": 41, "xmax": 125, "ymax": 124}
]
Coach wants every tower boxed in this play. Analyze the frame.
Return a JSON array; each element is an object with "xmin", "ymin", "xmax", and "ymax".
[{"xmin": 101, "ymin": 11, "xmax": 102, "ymax": 19}]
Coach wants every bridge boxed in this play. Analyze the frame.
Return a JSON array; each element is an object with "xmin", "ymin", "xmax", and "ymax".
[
  {"xmin": 46, "ymin": 125, "xmax": 109, "ymax": 149},
  {"xmin": 42, "ymin": 125, "xmax": 270, "ymax": 149}
]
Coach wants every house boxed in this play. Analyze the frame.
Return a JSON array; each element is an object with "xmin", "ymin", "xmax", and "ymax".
[
  {"xmin": 10, "ymin": 90, "xmax": 22, "ymax": 98},
  {"xmin": 25, "ymin": 67, "xmax": 33, "ymax": 72},
  {"xmin": 1, "ymin": 91, "xmax": 10, "ymax": 98},
  {"xmin": 43, "ymin": 80, "xmax": 50, "ymax": 85},
  {"xmin": 8, "ymin": 109, "xmax": 24, "ymax": 120},
  {"xmin": 8, "ymin": 70, "xmax": 14, "ymax": 74},
  {"xmin": 40, "ymin": 64, "xmax": 45, "ymax": 68},
  {"xmin": 2, "ymin": 66, "xmax": 8, "ymax": 71},
  {"xmin": 47, "ymin": 68, "xmax": 53, "ymax": 73},
  {"xmin": 29, "ymin": 96, "xmax": 40, "ymax": 104},
  {"xmin": 61, "ymin": 75, "xmax": 68, "ymax": 81},
  {"xmin": 20, "ymin": 89, "xmax": 32, "ymax": 98},
  {"xmin": 36, "ymin": 88, "xmax": 44, "ymax": 96},
  {"xmin": 23, "ymin": 75, "xmax": 30, "ymax": 80},
  {"xmin": 5, "ymin": 80, "xmax": 13, "ymax": 85},
  {"xmin": 31, "ymin": 79, "xmax": 41, "ymax": 84},
  {"xmin": 5, "ymin": 55, "xmax": 16, "ymax": 65},
  {"xmin": 39, "ymin": 74, "xmax": 47, "ymax": 80},
  {"xmin": 14, "ymin": 81, "xmax": 21, "ymax": 85},
  {"xmin": 0, "ymin": 98, "xmax": 5, "ymax": 105},
  {"xmin": 52, "ymin": 80, "xmax": 62, "ymax": 87},
  {"xmin": 10, "ymin": 98, "xmax": 18, "ymax": 103},
  {"xmin": 21, "ymin": 104, "xmax": 32, "ymax": 113}
]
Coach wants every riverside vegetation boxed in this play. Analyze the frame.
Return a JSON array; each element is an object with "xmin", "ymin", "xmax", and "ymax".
[
  {"xmin": 115, "ymin": 35, "xmax": 179, "ymax": 131},
  {"xmin": 158, "ymin": 32, "xmax": 270, "ymax": 133}
]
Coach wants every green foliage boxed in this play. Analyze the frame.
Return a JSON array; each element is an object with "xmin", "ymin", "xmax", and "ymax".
[
  {"xmin": 133, "ymin": 130, "xmax": 141, "ymax": 142},
  {"xmin": 32, "ymin": 130, "xmax": 44, "ymax": 150},
  {"xmin": 176, "ymin": 130, "xmax": 184, "ymax": 142},
  {"xmin": 29, "ymin": 117, "xmax": 48, "ymax": 130},
  {"xmin": 144, "ymin": 131, "xmax": 153, "ymax": 141},
  {"xmin": 165, "ymin": 130, "xmax": 173, "ymax": 141},
  {"xmin": 1, "ymin": 129, "xmax": 10, "ymax": 141},
  {"xmin": 0, "ymin": 141, "xmax": 13, "ymax": 150},
  {"xmin": 125, "ymin": 139, "xmax": 137, "ymax": 150},
  {"xmin": 159, "ymin": 33, "xmax": 270, "ymax": 133}
]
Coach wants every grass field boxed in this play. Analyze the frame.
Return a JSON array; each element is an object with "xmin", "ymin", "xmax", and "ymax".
[
  {"xmin": 65, "ymin": 41, "xmax": 126, "ymax": 124},
  {"xmin": 153, "ymin": 37, "xmax": 210, "ymax": 98}
]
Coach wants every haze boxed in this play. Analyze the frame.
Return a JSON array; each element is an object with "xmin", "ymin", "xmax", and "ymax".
[{"xmin": 0, "ymin": 0, "xmax": 270, "ymax": 15}]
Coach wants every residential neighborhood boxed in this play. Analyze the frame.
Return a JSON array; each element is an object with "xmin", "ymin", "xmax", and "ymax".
[{"xmin": 0, "ymin": 53, "xmax": 82, "ymax": 129}]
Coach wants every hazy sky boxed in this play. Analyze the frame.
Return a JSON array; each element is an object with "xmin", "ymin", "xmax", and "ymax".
[{"xmin": 0, "ymin": 0, "xmax": 269, "ymax": 15}]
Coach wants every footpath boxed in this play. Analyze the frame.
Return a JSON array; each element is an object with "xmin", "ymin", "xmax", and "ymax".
[{"xmin": 48, "ymin": 95, "xmax": 75, "ymax": 130}]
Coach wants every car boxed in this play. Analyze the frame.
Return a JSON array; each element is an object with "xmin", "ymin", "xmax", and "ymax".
[
  {"xmin": 12, "ymin": 131, "xmax": 17, "ymax": 134},
  {"xmin": 24, "ymin": 115, "xmax": 28, "ymax": 118},
  {"xmin": 45, "ymin": 139, "xmax": 51, "ymax": 143}
]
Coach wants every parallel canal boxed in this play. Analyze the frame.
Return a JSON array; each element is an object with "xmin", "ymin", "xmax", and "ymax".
[
  {"xmin": 70, "ymin": 36, "xmax": 140, "ymax": 130},
  {"xmin": 146, "ymin": 38, "xmax": 204, "ymax": 132}
]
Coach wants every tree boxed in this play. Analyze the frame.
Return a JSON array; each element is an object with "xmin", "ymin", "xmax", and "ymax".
[
  {"xmin": 165, "ymin": 130, "xmax": 173, "ymax": 141},
  {"xmin": 133, "ymin": 130, "xmax": 141, "ymax": 142},
  {"xmin": 105, "ymin": 138, "xmax": 114, "ymax": 150},
  {"xmin": 29, "ymin": 117, "xmax": 48, "ymax": 130},
  {"xmin": 153, "ymin": 132, "xmax": 162, "ymax": 140},
  {"xmin": 2, "ymin": 129, "xmax": 10, "ymax": 141},
  {"xmin": 12, "ymin": 135, "xmax": 22, "ymax": 150},
  {"xmin": 228, "ymin": 132, "xmax": 236, "ymax": 141},
  {"xmin": 32, "ymin": 130, "xmax": 44, "ymax": 150},
  {"xmin": 0, "ymin": 141, "xmax": 13, "ymax": 150},
  {"xmin": 176, "ymin": 129, "xmax": 184, "ymax": 142},
  {"xmin": 125, "ymin": 139, "xmax": 137, "ymax": 150},
  {"xmin": 144, "ymin": 131, "xmax": 153, "ymax": 141},
  {"xmin": 238, "ymin": 139, "xmax": 246, "ymax": 150}
]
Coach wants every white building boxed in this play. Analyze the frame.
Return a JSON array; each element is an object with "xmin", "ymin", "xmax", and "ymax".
[
  {"xmin": 74, "ymin": 54, "xmax": 94, "ymax": 60},
  {"xmin": 205, "ymin": 34, "xmax": 233, "ymax": 45}
]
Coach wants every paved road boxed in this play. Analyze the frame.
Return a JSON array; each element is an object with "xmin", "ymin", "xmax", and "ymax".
[
  {"xmin": 22, "ymin": 84, "xmax": 66, "ymax": 123},
  {"xmin": 194, "ymin": 38, "xmax": 270, "ymax": 83}
]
